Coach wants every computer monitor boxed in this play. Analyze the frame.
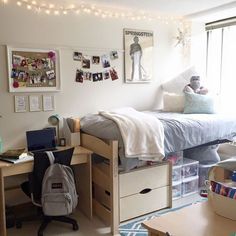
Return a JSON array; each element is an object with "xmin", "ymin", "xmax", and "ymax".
[{"xmin": 26, "ymin": 128, "xmax": 56, "ymax": 152}]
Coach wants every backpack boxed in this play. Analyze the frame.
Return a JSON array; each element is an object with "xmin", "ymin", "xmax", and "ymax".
[{"xmin": 41, "ymin": 151, "xmax": 78, "ymax": 216}]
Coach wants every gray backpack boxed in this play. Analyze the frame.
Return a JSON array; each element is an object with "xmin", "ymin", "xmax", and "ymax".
[{"xmin": 41, "ymin": 151, "xmax": 78, "ymax": 216}]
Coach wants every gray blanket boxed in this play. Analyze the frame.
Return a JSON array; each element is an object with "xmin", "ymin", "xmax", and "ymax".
[{"xmin": 81, "ymin": 111, "xmax": 236, "ymax": 170}]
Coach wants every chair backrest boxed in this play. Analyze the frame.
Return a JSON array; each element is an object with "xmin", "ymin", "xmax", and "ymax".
[{"xmin": 30, "ymin": 147, "xmax": 74, "ymax": 200}]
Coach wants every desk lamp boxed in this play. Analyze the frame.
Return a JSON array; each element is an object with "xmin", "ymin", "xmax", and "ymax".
[{"xmin": 48, "ymin": 115, "xmax": 60, "ymax": 144}]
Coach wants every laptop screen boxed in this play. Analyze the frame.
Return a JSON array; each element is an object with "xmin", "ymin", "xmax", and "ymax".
[{"xmin": 26, "ymin": 128, "xmax": 56, "ymax": 152}]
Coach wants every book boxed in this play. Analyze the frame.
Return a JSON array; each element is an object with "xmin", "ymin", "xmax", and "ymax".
[
  {"xmin": 0, "ymin": 148, "xmax": 25, "ymax": 159},
  {"xmin": 0, "ymin": 154, "xmax": 33, "ymax": 164}
]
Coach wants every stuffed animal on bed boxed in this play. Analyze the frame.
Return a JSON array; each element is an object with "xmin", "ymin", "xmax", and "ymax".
[{"xmin": 183, "ymin": 76, "xmax": 208, "ymax": 95}]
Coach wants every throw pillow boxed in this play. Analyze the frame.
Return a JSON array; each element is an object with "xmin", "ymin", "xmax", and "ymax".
[
  {"xmin": 163, "ymin": 93, "xmax": 185, "ymax": 112},
  {"xmin": 183, "ymin": 92, "xmax": 216, "ymax": 114}
]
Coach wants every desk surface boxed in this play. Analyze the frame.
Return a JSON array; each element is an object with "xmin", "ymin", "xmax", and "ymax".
[
  {"xmin": 0, "ymin": 145, "xmax": 93, "ymax": 236},
  {"xmin": 0, "ymin": 146, "xmax": 92, "ymax": 168},
  {"xmin": 142, "ymin": 201, "xmax": 236, "ymax": 236}
]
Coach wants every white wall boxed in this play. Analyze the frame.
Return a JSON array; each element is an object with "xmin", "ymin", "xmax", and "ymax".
[{"xmin": 0, "ymin": 5, "xmax": 190, "ymax": 150}]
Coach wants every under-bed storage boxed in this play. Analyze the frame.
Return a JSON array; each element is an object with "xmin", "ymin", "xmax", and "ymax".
[{"xmin": 119, "ymin": 163, "xmax": 171, "ymax": 221}]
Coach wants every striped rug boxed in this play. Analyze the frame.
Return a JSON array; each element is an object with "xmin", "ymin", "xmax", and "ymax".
[{"xmin": 119, "ymin": 200, "xmax": 206, "ymax": 236}]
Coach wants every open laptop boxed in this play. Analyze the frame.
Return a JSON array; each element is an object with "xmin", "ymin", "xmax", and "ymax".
[{"xmin": 26, "ymin": 128, "xmax": 57, "ymax": 153}]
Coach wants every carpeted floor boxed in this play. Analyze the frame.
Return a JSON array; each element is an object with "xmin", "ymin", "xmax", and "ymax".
[{"xmin": 119, "ymin": 198, "xmax": 207, "ymax": 236}]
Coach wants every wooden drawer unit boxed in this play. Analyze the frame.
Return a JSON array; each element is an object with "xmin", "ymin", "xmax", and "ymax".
[
  {"xmin": 119, "ymin": 164, "xmax": 170, "ymax": 197},
  {"xmin": 120, "ymin": 186, "xmax": 170, "ymax": 221},
  {"xmin": 119, "ymin": 162, "xmax": 171, "ymax": 222}
]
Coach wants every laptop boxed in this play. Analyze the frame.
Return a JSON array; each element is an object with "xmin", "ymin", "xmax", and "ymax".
[{"xmin": 26, "ymin": 128, "xmax": 57, "ymax": 153}]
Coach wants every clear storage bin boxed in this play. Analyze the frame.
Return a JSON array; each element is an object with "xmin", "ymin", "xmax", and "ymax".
[
  {"xmin": 182, "ymin": 158, "xmax": 199, "ymax": 179},
  {"xmin": 182, "ymin": 176, "xmax": 199, "ymax": 196},
  {"xmin": 172, "ymin": 180, "xmax": 182, "ymax": 200},
  {"xmin": 172, "ymin": 165, "xmax": 182, "ymax": 182},
  {"xmin": 199, "ymin": 161, "xmax": 216, "ymax": 188}
]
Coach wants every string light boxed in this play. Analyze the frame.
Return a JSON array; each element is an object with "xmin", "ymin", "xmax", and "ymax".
[{"xmin": 2, "ymin": 0, "xmax": 187, "ymax": 24}]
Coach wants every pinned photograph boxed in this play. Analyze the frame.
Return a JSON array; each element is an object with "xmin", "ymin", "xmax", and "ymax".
[
  {"xmin": 110, "ymin": 68, "xmax": 119, "ymax": 81},
  {"xmin": 84, "ymin": 72, "xmax": 92, "ymax": 81},
  {"xmin": 12, "ymin": 55, "xmax": 23, "ymax": 68},
  {"xmin": 11, "ymin": 69, "xmax": 19, "ymax": 78},
  {"xmin": 75, "ymin": 69, "xmax": 84, "ymax": 83},
  {"xmin": 46, "ymin": 70, "xmax": 55, "ymax": 80},
  {"xmin": 103, "ymin": 71, "xmax": 110, "ymax": 80},
  {"xmin": 101, "ymin": 54, "xmax": 111, "ymax": 68},
  {"xmin": 92, "ymin": 56, "xmax": 100, "ymax": 64},
  {"xmin": 73, "ymin": 51, "xmax": 82, "ymax": 61},
  {"xmin": 82, "ymin": 55, "xmax": 91, "ymax": 69},
  {"xmin": 110, "ymin": 51, "xmax": 118, "ymax": 60},
  {"xmin": 93, "ymin": 73, "xmax": 103, "ymax": 82}
]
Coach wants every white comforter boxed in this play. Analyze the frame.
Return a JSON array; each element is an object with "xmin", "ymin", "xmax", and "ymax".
[{"xmin": 99, "ymin": 107, "xmax": 164, "ymax": 161}]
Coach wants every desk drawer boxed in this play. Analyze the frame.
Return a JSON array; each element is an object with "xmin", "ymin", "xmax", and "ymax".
[
  {"xmin": 120, "ymin": 186, "xmax": 170, "ymax": 222},
  {"xmin": 119, "ymin": 163, "xmax": 170, "ymax": 198}
]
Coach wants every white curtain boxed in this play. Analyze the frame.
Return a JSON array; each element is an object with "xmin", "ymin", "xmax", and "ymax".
[{"xmin": 207, "ymin": 25, "xmax": 236, "ymax": 113}]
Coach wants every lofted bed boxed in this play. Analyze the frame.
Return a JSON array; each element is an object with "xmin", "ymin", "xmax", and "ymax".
[{"xmin": 80, "ymin": 109, "xmax": 236, "ymax": 235}]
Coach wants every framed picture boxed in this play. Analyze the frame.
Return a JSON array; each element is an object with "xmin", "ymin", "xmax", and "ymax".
[
  {"xmin": 124, "ymin": 29, "xmax": 153, "ymax": 83},
  {"xmin": 7, "ymin": 46, "xmax": 61, "ymax": 92},
  {"xmin": 29, "ymin": 95, "xmax": 42, "ymax": 112},
  {"xmin": 14, "ymin": 95, "xmax": 28, "ymax": 112},
  {"xmin": 43, "ymin": 95, "xmax": 55, "ymax": 111}
]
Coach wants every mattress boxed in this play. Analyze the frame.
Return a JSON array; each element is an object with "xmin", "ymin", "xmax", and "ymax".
[{"xmin": 81, "ymin": 110, "xmax": 236, "ymax": 170}]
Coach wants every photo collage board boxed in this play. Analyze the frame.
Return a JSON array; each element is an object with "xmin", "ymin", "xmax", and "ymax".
[
  {"xmin": 74, "ymin": 50, "xmax": 119, "ymax": 83},
  {"xmin": 7, "ymin": 47, "xmax": 60, "ymax": 92}
]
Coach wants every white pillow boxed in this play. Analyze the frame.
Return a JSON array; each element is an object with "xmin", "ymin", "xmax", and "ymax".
[
  {"xmin": 162, "ymin": 66, "xmax": 198, "ymax": 94},
  {"xmin": 163, "ymin": 93, "xmax": 185, "ymax": 112}
]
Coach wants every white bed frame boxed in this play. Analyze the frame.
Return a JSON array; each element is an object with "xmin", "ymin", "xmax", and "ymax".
[{"xmin": 81, "ymin": 133, "xmax": 172, "ymax": 235}]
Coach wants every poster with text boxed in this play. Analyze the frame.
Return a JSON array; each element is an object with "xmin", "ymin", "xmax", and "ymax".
[{"xmin": 124, "ymin": 29, "xmax": 153, "ymax": 83}]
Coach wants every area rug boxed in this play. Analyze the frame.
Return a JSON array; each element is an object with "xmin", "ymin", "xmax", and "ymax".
[{"xmin": 119, "ymin": 199, "xmax": 207, "ymax": 236}]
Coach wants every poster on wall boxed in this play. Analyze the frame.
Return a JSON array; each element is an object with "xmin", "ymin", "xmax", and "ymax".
[
  {"xmin": 124, "ymin": 29, "xmax": 153, "ymax": 83},
  {"xmin": 7, "ymin": 47, "xmax": 60, "ymax": 92}
]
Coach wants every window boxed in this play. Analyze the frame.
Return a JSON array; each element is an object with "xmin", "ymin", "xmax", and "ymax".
[{"xmin": 206, "ymin": 20, "xmax": 236, "ymax": 113}]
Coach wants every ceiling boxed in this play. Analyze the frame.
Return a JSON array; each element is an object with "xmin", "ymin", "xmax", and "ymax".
[{"xmin": 56, "ymin": 0, "xmax": 236, "ymax": 17}]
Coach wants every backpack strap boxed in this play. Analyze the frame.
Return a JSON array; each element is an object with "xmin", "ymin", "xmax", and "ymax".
[{"xmin": 46, "ymin": 151, "xmax": 55, "ymax": 165}]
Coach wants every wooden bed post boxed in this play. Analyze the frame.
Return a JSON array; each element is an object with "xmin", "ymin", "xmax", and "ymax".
[
  {"xmin": 109, "ymin": 140, "xmax": 119, "ymax": 235},
  {"xmin": 81, "ymin": 133, "xmax": 120, "ymax": 235}
]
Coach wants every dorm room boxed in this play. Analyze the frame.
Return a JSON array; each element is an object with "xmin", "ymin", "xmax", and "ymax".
[{"xmin": 1, "ymin": 1, "xmax": 236, "ymax": 236}]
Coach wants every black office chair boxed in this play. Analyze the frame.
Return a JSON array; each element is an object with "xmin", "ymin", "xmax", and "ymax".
[{"xmin": 20, "ymin": 147, "xmax": 79, "ymax": 236}]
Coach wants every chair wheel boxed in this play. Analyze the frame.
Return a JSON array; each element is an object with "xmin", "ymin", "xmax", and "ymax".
[
  {"xmin": 15, "ymin": 221, "xmax": 22, "ymax": 229},
  {"xmin": 73, "ymin": 223, "xmax": 79, "ymax": 231}
]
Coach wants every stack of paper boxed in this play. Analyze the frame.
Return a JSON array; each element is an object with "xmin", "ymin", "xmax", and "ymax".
[{"xmin": 0, "ymin": 148, "xmax": 33, "ymax": 163}]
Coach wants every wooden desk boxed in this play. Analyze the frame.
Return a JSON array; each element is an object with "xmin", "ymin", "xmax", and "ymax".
[
  {"xmin": 0, "ymin": 146, "xmax": 92, "ymax": 236},
  {"xmin": 142, "ymin": 201, "xmax": 236, "ymax": 236}
]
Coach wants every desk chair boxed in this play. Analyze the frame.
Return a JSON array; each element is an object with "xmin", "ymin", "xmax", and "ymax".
[{"xmin": 20, "ymin": 148, "xmax": 79, "ymax": 236}]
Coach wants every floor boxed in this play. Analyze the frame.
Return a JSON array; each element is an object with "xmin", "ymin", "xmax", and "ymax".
[{"xmin": 7, "ymin": 193, "xmax": 203, "ymax": 236}]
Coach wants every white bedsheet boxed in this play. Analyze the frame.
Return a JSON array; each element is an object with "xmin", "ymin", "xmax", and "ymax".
[{"xmin": 99, "ymin": 107, "xmax": 164, "ymax": 161}]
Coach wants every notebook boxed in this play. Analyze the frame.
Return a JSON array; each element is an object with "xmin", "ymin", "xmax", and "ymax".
[{"xmin": 26, "ymin": 128, "xmax": 57, "ymax": 153}]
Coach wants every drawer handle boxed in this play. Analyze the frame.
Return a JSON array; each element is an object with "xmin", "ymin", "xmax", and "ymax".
[{"xmin": 139, "ymin": 188, "xmax": 152, "ymax": 194}]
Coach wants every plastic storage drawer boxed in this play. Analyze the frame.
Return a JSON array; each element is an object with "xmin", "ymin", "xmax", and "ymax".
[
  {"xmin": 182, "ymin": 158, "xmax": 199, "ymax": 179},
  {"xmin": 199, "ymin": 161, "xmax": 216, "ymax": 188},
  {"xmin": 172, "ymin": 180, "xmax": 182, "ymax": 200},
  {"xmin": 172, "ymin": 165, "xmax": 182, "ymax": 182},
  {"xmin": 182, "ymin": 176, "xmax": 199, "ymax": 196}
]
